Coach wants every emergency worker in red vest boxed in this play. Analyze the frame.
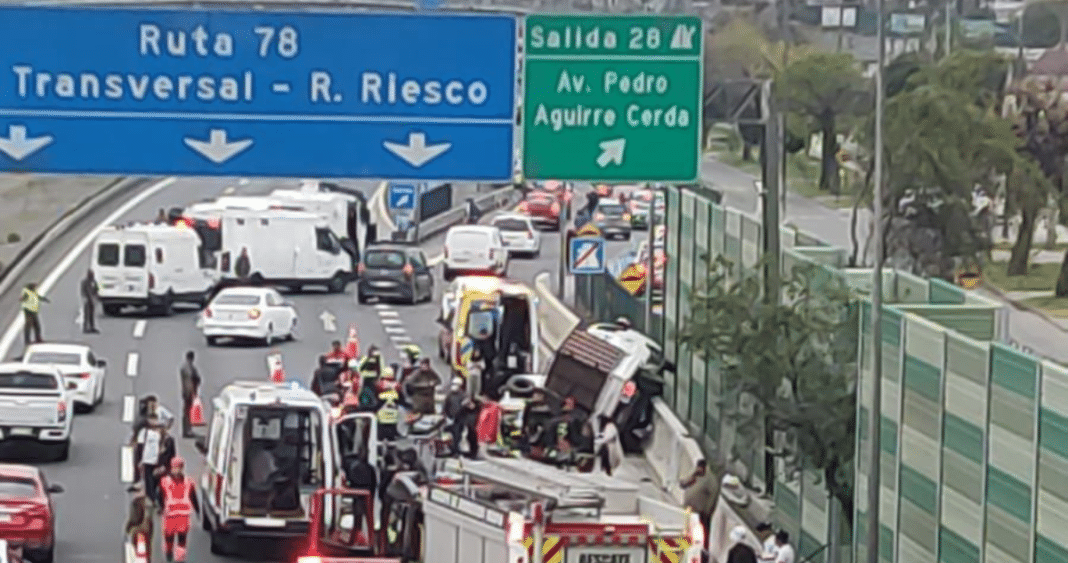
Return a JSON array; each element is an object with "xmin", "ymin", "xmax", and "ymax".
[{"xmin": 159, "ymin": 457, "xmax": 199, "ymax": 562}]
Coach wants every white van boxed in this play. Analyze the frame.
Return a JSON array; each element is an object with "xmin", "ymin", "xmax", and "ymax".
[
  {"xmin": 218, "ymin": 209, "xmax": 356, "ymax": 292},
  {"xmin": 269, "ymin": 189, "xmax": 365, "ymax": 250},
  {"xmin": 442, "ymin": 225, "xmax": 508, "ymax": 281},
  {"xmin": 195, "ymin": 381, "xmax": 378, "ymax": 556},
  {"xmin": 92, "ymin": 224, "xmax": 218, "ymax": 316}
]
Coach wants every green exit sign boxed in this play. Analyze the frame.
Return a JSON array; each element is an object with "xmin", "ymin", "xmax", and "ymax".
[{"xmin": 522, "ymin": 15, "xmax": 703, "ymax": 183}]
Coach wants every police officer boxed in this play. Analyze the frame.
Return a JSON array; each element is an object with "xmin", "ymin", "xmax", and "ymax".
[
  {"xmin": 376, "ymin": 388, "xmax": 401, "ymax": 441},
  {"xmin": 19, "ymin": 282, "xmax": 48, "ymax": 345}
]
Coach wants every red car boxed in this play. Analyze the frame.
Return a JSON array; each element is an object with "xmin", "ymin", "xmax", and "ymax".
[
  {"xmin": 516, "ymin": 191, "xmax": 561, "ymax": 230},
  {"xmin": 0, "ymin": 465, "xmax": 62, "ymax": 563}
]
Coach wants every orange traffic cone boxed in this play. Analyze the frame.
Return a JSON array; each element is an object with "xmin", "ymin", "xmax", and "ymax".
[
  {"xmin": 189, "ymin": 395, "xmax": 205, "ymax": 427},
  {"xmin": 267, "ymin": 351, "xmax": 285, "ymax": 383},
  {"xmin": 345, "ymin": 324, "xmax": 360, "ymax": 359}
]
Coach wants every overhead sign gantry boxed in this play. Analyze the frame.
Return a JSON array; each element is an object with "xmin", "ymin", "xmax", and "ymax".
[{"xmin": 0, "ymin": 7, "xmax": 516, "ymax": 180}]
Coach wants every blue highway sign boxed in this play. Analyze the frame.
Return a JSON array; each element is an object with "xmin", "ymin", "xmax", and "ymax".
[
  {"xmin": 0, "ymin": 7, "xmax": 516, "ymax": 180},
  {"xmin": 388, "ymin": 183, "xmax": 417, "ymax": 211},
  {"xmin": 569, "ymin": 236, "xmax": 606, "ymax": 275}
]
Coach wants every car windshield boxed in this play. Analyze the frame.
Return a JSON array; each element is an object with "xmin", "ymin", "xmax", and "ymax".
[
  {"xmin": 0, "ymin": 477, "xmax": 36, "ymax": 498},
  {"xmin": 449, "ymin": 231, "xmax": 490, "ymax": 248},
  {"xmin": 494, "ymin": 219, "xmax": 529, "ymax": 232},
  {"xmin": 0, "ymin": 372, "xmax": 58, "ymax": 390},
  {"xmin": 26, "ymin": 352, "xmax": 81, "ymax": 365},
  {"xmin": 599, "ymin": 204, "xmax": 626, "ymax": 215},
  {"xmin": 365, "ymin": 250, "xmax": 406, "ymax": 268},
  {"xmin": 213, "ymin": 294, "xmax": 262, "ymax": 306}
]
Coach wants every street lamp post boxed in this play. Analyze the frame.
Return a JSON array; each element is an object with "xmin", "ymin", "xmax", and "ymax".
[{"xmin": 863, "ymin": 0, "xmax": 886, "ymax": 559}]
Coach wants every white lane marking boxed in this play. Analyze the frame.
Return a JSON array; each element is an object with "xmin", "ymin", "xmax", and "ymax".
[
  {"xmin": 377, "ymin": 310, "xmax": 399, "ymax": 318},
  {"xmin": 373, "ymin": 304, "xmax": 391, "ymax": 310},
  {"xmin": 0, "ymin": 177, "xmax": 178, "ymax": 358},
  {"xmin": 380, "ymin": 318, "xmax": 403, "ymax": 326},
  {"xmin": 383, "ymin": 326, "xmax": 406, "ymax": 334},
  {"xmin": 132, "ymin": 320, "xmax": 147, "ymax": 339},
  {"xmin": 125, "ymin": 352, "xmax": 139, "ymax": 377},
  {"xmin": 223, "ymin": 186, "xmax": 236, "ymax": 195},
  {"xmin": 120, "ymin": 445, "xmax": 135, "ymax": 483},
  {"xmin": 121, "ymin": 394, "xmax": 137, "ymax": 423},
  {"xmin": 429, "ymin": 254, "xmax": 444, "ymax": 266},
  {"xmin": 390, "ymin": 335, "xmax": 412, "ymax": 343}
]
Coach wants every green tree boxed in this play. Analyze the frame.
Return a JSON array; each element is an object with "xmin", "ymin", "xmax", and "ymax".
[
  {"xmin": 680, "ymin": 256, "xmax": 858, "ymax": 530},
  {"xmin": 779, "ymin": 52, "xmax": 866, "ymax": 195}
]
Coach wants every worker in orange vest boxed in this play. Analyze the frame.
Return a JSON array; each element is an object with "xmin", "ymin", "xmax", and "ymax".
[{"xmin": 159, "ymin": 457, "xmax": 199, "ymax": 563}]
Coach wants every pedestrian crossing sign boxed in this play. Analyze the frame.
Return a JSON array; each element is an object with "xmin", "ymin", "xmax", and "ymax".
[{"xmin": 569, "ymin": 236, "xmax": 605, "ymax": 274}]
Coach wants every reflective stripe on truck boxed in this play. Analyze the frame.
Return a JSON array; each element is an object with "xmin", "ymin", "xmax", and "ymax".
[
  {"xmin": 649, "ymin": 537, "xmax": 691, "ymax": 563},
  {"xmin": 522, "ymin": 535, "xmax": 563, "ymax": 563}
]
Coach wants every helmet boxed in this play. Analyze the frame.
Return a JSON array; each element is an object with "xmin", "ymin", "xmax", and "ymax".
[
  {"xmin": 170, "ymin": 457, "xmax": 185, "ymax": 469},
  {"xmin": 348, "ymin": 358, "xmax": 360, "ymax": 370},
  {"xmin": 379, "ymin": 389, "xmax": 399, "ymax": 401},
  {"xmin": 402, "ymin": 344, "xmax": 421, "ymax": 361},
  {"xmin": 615, "ymin": 316, "xmax": 632, "ymax": 329}
]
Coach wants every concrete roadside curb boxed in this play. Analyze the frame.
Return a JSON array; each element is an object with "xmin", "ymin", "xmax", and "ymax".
[{"xmin": 0, "ymin": 176, "xmax": 152, "ymax": 299}]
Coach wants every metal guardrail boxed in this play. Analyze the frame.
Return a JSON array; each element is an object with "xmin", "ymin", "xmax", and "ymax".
[{"xmin": 411, "ymin": 185, "xmax": 521, "ymax": 243}]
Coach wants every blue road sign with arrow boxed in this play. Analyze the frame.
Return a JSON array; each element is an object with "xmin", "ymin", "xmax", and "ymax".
[
  {"xmin": 569, "ymin": 236, "xmax": 606, "ymax": 274},
  {"xmin": 0, "ymin": 7, "xmax": 515, "ymax": 180},
  {"xmin": 388, "ymin": 183, "xmax": 417, "ymax": 211}
]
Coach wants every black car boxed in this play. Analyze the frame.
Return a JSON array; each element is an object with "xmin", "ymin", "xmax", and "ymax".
[{"xmin": 356, "ymin": 244, "xmax": 434, "ymax": 304}]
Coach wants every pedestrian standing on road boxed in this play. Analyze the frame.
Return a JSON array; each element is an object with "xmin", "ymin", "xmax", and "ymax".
[
  {"xmin": 159, "ymin": 457, "xmax": 199, "ymax": 563},
  {"xmin": 124, "ymin": 482, "xmax": 155, "ymax": 563},
  {"xmin": 376, "ymin": 388, "xmax": 400, "ymax": 441},
  {"xmin": 755, "ymin": 522, "xmax": 779, "ymax": 561},
  {"xmin": 80, "ymin": 269, "xmax": 100, "ymax": 334},
  {"xmin": 443, "ymin": 378, "xmax": 467, "ymax": 456},
  {"xmin": 235, "ymin": 247, "xmax": 252, "ymax": 283},
  {"xmin": 19, "ymin": 282, "xmax": 48, "ymax": 345},
  {"xmin": 404, "ymin": 358, "xmax": 441, "ymax": 415},
  {"xmin": 178, "ymin": 351, "xmax": 202, "ymax": 439},
  {"xmin": 138, "ymin": 416, "xmax": 164, "ymax": 505},
  {"xmin": 771, "ymin": 531, "xmax": 795, "ymax": 563}
]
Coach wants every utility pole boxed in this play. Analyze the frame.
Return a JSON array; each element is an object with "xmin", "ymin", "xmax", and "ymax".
[
  {"xmin": 779, "ymin": 0, "xmax": 790, "ymax": 217},
  {"xmin": 558, "ymin": 192, "xmax": 569, "ymax": 299},
  {"xmin": 863, "ymin": 0, "xmax": 886, "ymax": 557},
  {"xmin": 643, "ymin": 185, "xmax": 657, "ymax": 332},
  {"xmin": 760, "ymin": 83, "xmax": 783, "ymax": 495},
  {"xmin": 944, "ymin": 0, "xmax": 953, "ymax": 57}
]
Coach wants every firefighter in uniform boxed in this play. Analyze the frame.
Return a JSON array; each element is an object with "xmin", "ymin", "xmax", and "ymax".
[
  {"xmin": 399, "ymin": 344, "xmax": 421, "ymax": 380},
  {"xmin": 159, "ymin": 457, "xmax": 199, "ymax": 562},
  {"xmin": 376, "ymin": 388, "xmax": 401, "ymax": 441},
  {"xmin": 357, "ymin": 346, "xmax": 384, "ymax": 411}
]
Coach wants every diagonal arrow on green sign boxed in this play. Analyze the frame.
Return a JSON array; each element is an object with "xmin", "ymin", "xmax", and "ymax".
[{"xmin": 521, "ymin": 14, "xmax": 704, "ymax": 183}]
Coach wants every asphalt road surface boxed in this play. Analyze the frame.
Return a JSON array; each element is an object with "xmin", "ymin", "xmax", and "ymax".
[{"xmin": 0, "ymin": 176, "xmax": 644, "ymax": 563}]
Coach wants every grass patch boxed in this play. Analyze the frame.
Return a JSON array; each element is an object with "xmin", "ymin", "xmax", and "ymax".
[
  {"xmin": 1020, "ymin": 295, "xmax": 1068, "ymax": 318},
  {"xmin": 985, "ymin": 261, "xmax": 1061, "ymax": 292},
  {"xmin": 992, "ymin": 241, "xmax": 1068, "ymax": 252}
]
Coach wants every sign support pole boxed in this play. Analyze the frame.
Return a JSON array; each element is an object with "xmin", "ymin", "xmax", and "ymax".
[
  {"xmin": 643, "ymin": 185, "xmax": 657, "ymax": 333},
  {"xmin": 412, "ymin": 182, "xmax": 425, "ymax": 243},
  {"xmin": 558, "ymin": 196, "xmax": 569, "ymax": 299}
]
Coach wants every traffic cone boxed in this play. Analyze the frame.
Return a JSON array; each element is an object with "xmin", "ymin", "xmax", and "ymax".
[
  {"xmin": 345, "ymin": 324, "xmax": 360, "ymax": 359},
  {"xmin": 189, "ymin": 395, "xmax": 205, "ymax": 427},
  {"xmin": 267, "ymin": 351, "xmax": 286, "ymax": 383}
]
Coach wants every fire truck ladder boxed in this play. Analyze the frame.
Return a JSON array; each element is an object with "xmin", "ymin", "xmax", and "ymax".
[{"xmin": 441, "ymin": 458, "xmax": 608, "ymax": 515}]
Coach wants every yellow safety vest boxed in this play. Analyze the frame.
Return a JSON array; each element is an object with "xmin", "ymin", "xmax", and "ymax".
[
  {"xmin": 20, "ymin": 289, "xmax": 39, "ymax": 313},
  {"xmin": 377, "ymin": 400, "xmax": 399, "ymax": 424}
]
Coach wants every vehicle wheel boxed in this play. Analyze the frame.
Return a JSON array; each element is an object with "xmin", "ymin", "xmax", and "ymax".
[
  {"xmin": 210, "ymin": 530, "xmax": 229, "ymax": 555},
  {"xmin": 423, "ymin": 282, "xmax": 434, "ymax": 303},
  {"xmin": 205, "ymin": 335, "xmax": 218, "ymax": 346},
  {"xmin": 623, "ymin": 233, "xmax": 631, "ymax": 241},
  {"xmin": 94, "ymin": 378, "xmax": 105, "ymax": 407},
  {"xmin": 27, "ymin": 546, "xmax": 53, "ymax": 563},
  {"xmin": 202, "ymin": 510, "xmax": 211, "ymax": 531},
  {"xmin": 74, "ymin": 402, "xmax": 91, "ymax": 415},
  {"xmin": 529, "ymin": 249, "xmax": 541, "ymax": 259},
  {"xmin": 438, "ymin": 339, "xmax": 446, "ymax": 359},
  {"xmin": 327, "ymin": 272, "xmax": 347, "ymax": 293},
  {"xmin": 102, "ymin": 304, "xmax": 122, "ymax": 316},
  {"xmin": 155, "ymin": 292, "xmax": 174, "ymax": 316},
  {"xmin": 287, "ymin": 318, "xmax": 298, "ymax": 341},
  {"xmin": 264, "ymin": 325, "xmax": 274, "ymax": 346},
  {"xmin": 249, "ymin": 272, "xmax": 265, "ymax": 286},
  {"xmin": 443, "ymin": 267, "xmax": 455, "ymax": 281},
  {"xmin": 357, "ymin": 291, "xmax": 369, "ymax": 304},
  {"xmin": 53, "ymin": 440, "xmax": 70, "ymax": 462},
  {"xmin": 408, "ymin": 283, "xmax": 419, "ymax": 305}
]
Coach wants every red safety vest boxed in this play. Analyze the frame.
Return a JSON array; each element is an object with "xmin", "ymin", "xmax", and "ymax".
[{"xmin": 161, "ymin": 476, "xmax": 194, "ymax": 519}]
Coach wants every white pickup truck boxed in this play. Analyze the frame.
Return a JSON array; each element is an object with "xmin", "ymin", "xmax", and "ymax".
[{"xmin": 0, "ymin": 363, "xmax": 73, "ymax": 461}]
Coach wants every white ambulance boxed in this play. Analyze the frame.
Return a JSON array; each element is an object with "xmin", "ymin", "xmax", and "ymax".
[
  {"xmin": 194, "ymin": 381, "xmax": 377, "ymax": 556},
  {"xmin": 92, "ymin": 223, "xmax": 218, "ymax": 316}
]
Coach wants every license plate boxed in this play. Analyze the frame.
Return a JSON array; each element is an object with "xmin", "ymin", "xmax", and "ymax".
[
  {"xmin": 370, "ymin": 281, "xmax": 394, "ymax": 288},
  {"xmin": 10, "ymin": 428, "xmax": 33, "ymax": 436}
]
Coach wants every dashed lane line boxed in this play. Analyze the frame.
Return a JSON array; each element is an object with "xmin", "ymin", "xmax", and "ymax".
[
  {"xmin": 380, "ymin": 318, "xmax": 403, "ymax": 325},
  {"xmin": 132, "ymin": 319, "xmax": 147, "ymax": 339},
  {"xmin": 121, "ymin": 394, "xmax": 137, "ymax": 423},
  {"xmin": 383, "ymin": 326, "xmax": 406, "ymax": 334},
  {"xmin": 222, "ymin": 186, "xmax": 236, "ymax": 195},
  {"xmin": 125, "ymin": 352, "xmax": 139, "ymax": 377}
]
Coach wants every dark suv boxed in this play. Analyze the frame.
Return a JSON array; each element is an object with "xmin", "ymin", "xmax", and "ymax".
[
  {"xmin": 592, "ymin": 202, "xmax": 632, "ymax": 240},
  {"xmin": 356, "ymin": 244, "xmax": 434, "ymax": 304}
]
